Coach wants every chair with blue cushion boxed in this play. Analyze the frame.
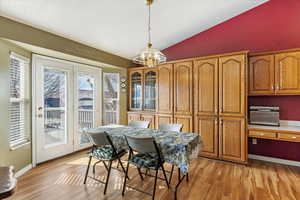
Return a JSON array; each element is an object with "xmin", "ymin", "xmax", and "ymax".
[
  {"xmin": 84, "ymin": 131, "xmax": 128, "ymax": 195},
  {"xmin": 122, "ymin": 135, "xmax": 169, "ymax": 200}
]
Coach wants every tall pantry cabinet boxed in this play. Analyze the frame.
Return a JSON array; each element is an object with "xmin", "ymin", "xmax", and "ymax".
[{"xmin": 193, "ymin": 52, "xmax": 248, "ymax": 163}]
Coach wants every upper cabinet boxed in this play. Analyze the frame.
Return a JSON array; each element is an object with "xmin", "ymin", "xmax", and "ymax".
[
  {"xmin": 249, "ymin": 50, "xmax": 300, "ymax": 96},
  {"xmin": 219, "ymin": 55, "xmax": 246, "ymax": 117},
  {"xmin": 249, "ymin": 55, "xmax": 275, "ymax": 95},
  {"xmin": 194, "ymin": 58, "xmax": 219, "ymax": 116},
  {"xmin": 157, "ymin": 64, "xmax": 173, "ymax": 114},
  {"xmin": 129, "ymin": 70, "xmax": 143, "ymax": 110},
  {"xmin": 143, "ymin": 69, "xmax": 157, "ymax": 111},
  {"xmin": 174, "ymin": 61, "xmax": 193, "ymax": 115},
  {"xmin": 275, "ymin": 52, "xmax": 300, "ymax": 94},
  {"xmin": 129, "ymin": 68, "xmax": 157, "ymax": 111}
]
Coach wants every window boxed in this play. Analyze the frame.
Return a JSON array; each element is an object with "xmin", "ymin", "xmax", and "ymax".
[
  {"xmin": 103, "ymin": 73, "xmax": 120, "ymax": 125},
  {"xmin": 9, "ymin": 52, "xmax": 30, "ymax": 148}
]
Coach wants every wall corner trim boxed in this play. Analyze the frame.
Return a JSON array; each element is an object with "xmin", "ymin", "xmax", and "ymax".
[
  {"xmin": 15, "ymin": 164, "xmax": 33, "ymax": 178},
  {"xmin": 249, "ymin": 154, "xmax": 300, "ymax": 167}
]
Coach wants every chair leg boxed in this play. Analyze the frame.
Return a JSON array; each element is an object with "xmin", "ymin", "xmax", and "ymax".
[
  {"xmin": 103, "ymin": 161, "xmax": 113, "ymax": 195},
  {"xmin": 122, "ymin": 161, "xmax": 130, "ymax": 196},
  {"xmin": 186, "ymin": 173, "xmax": 189, "ymax": 182},
  {"xmin": 137, "ymin": 167, "xmax": 144, "ymax": 181},
  {"xmin": 118, "ymin": 158, "xmax": 130, "ymax": 180},
  {"xmin": 84, "ymin": 156, "xmax": 92, "ymax": 184},
  {"xmin": 92, "ymin": 160, "xmax": 102, "ymax": 175},
  {"xmin": 152, "ymin": 169, "xmax": 159, "ymax": 200},
  {"xmin": 169, "ymin": 165, "xmax": 174, "ymax": 184},
  {"xmin": 161, "ymin": 165, "xmax": 170, "ymax": 188},
  {"xmin": 178, "ymin": 167, "xmax": 181, "ymax": 182},
  {"xmin": 102, "ymin": 161, "xmax": 109, "ymax": 171}
]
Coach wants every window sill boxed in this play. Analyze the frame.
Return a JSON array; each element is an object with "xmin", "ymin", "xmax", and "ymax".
[{"xmin": 10, "ymin": 141, "xmax": 31, "ymax": 151}]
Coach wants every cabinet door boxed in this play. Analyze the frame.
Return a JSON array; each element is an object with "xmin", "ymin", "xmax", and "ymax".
[
  {"xmin": 219, "ymin": 55, "xmax": 246, "ymax": 117},
  {"xmin": 275, "ymin": 52, "xmax": 300, "ymax": 94},
  {"xmin": 141, "ymin": 114, "xmax": 155, "ymax": 129},
  {"xmin": 155, "ymin": 114, "xmax": 173, "ymax": 129},
  {"xmin": 129, "ymin": 70, "xmax": 143, "ymax": 110},
  {"xmin": 127, "ymin": 112, "xmax": 141, "ymax": 125},
  {"xmin": 249, "ymin": 55, "xmax": 275, "ymax": 95},
  {"xmin": 157, "ymin": 64, "xmax": 173, "ymax": 114},
  {"xmin": 194, "ymin": 58, "xmax": 218, "ymax": 116},
  {"xmin": 174, "ymin": 61, "xmax": 193, "ymax": 115},
  {"xmin": 174, "ymin": 115, "xmax": 193, "ymax": 133},
  {"xmin": 143, "ymin": 69, "xmax": 157, "ymax": 111},
  {"xmin": 194, "ymin": 116, "xmax": 218, "ymax": 158},
  {"xmin": 219, "ymin": 117, "xmax": 246, "ymax": 163}
]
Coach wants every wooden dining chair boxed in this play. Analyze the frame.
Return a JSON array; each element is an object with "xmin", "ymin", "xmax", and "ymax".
[
  {"xmin": 128, "ymin": 120, "xmax": 150, "ymax": 128},
  {"xmin": 84, "ymin": 131, "xmax": 128, "ymax": 195},
  {"xmin": 122, "ymin": 135, "xmax": 169, "ymax": 200}
]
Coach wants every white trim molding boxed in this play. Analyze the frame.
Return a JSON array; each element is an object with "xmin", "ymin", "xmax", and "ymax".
[
  {"xmin": 249, "ymin": 154, "xmax": 300, "ymax": 167},
  {"xmin": 15, "ymin": 164, "xmax": 33, "ymax": 178}
]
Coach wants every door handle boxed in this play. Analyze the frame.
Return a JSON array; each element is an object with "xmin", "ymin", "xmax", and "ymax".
[{"xmin": 38, "ymin": 114, "xmax": 43, "ymax": 118}]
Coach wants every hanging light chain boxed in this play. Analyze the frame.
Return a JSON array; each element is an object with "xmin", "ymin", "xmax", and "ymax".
[{"xmin": 148, "ymin": 2, "xmax": 152, "ymax": 47}]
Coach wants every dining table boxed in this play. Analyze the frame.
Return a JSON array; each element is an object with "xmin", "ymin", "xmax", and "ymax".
[{"xmin": 86, "ymin": 124, "xmax": 203, "ymax": 199}]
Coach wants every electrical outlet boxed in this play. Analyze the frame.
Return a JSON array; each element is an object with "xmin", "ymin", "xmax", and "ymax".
[{"xmin": 252, "ymin": 138, "xmax": 257, "ymax": 145}]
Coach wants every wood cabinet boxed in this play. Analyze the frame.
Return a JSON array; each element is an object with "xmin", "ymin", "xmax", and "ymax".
[
  {"xmin": 248, "ymin": 128, "xmax": 300, "ymax": 143},
  {"xmin": 155, "ymin": 114, "xmax": 173, "ymax": 129},
  {"xmin": 194, "ymin": 116, "xmax": 218, "ymax": 158},
  {"xmin": 174, "ymin": 61, "xmax": 193, "ymax": 115},
  {"xmin": 157, "ymin": 64, "xmax": 173, "ymax": 114},
  {"xmin": 127, "ymin": 112, "xmax": 141, "ymax": 124},
  {"xmin": 219, "ymin": 117, "xmax": 246, "ymax": 163},
  {"xmin": 249, "ymin": 55, "xmax": 275, "ymax": 95},
  {"xmin": 275, "ymin": 52, "xmax": 300, "ymax": 94},
  {"xmin": 219, "ymin": 55, "xmax": 246, "ymax": 117},
  {"xmin": 140, "ymin": 114, "xmax": 155, "ymax": 129},
  {"xmin": 129, "ymin": 69, "xmax": 157, "ymax": 111},
  {"xmin": 143, "ymin": 69, "xmax": 157, "ymax": 111},
  {"xmin": 249, "ymin": 50, "xmax": 300, "ymax": 96},
  {"xmin": 194, "ymin": 58, "xmax": 218, "ymax": 116},
  {"xmin": 174, "ymin": 115, "xmax": 193, "ymax": 133},
  {"xmin": 129, "ymin": 70, "xmax": 143, "ymax": 111}
]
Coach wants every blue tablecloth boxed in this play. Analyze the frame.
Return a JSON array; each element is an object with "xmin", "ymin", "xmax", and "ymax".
[{"xmin": 87, "ymin": 126, "xmax": 202, "ymax": 174}]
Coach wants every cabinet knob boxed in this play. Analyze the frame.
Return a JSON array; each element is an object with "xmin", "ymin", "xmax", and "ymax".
[
  {"xmin": 260, "ymin": 133, "xmax": 265, "ymax": 136},
  {"xmin": 271, "ymin": 85, "xmax": 274, "ymax": 90},
  {"xmin": 276, "ymin": 85, "xmax": 280, "ymax": 90},
  {"xmin": 291, "ymin": 136, "xmax": 297, "ymax": 139}
]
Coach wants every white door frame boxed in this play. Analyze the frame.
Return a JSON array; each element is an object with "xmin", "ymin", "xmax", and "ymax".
[{"xmin": 32, "ymin": 54, "xmax": 102, "ymax": 166}]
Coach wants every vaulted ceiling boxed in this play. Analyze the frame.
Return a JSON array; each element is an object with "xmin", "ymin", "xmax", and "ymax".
[{"xmin": 0, "ymin": 0, "xmax": 268, "ymax": 59}]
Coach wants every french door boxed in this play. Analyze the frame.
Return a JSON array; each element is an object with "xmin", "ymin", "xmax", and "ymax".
[{"xmin": 33, "ymin": 55, "xmax": 101, "ymax": 163}]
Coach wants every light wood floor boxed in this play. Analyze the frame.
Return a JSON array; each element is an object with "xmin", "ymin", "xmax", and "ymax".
[{"xmin": 8, "ymin": 151, "xmax": 300, "ymax": 200}]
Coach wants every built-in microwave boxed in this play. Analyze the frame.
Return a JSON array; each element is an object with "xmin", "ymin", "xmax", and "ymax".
[{"xmin": 249, "ymin": 106, "xmax": 280, "ymax": 126}]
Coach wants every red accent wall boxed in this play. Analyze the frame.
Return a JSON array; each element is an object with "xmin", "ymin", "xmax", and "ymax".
[{"xmin": 162, "ymin": 0, "xmax": 300, "ymax": 162}]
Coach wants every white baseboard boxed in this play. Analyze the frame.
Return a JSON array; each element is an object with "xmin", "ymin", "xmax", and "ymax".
[
  {"xmin": 249, "ymin": 154, "xmax": 300, "ymax": 167},
  {"xmin": 15, "ymin": 164, "xmax": 33, "ymax": 178}
]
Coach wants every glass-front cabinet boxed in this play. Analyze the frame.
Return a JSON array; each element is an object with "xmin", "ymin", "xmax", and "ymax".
[
  {"xmin": 129, "ymin": 70, "xmax": 143, "ymax": 110},
  {"xmin": 144, "ymin": 69, "xmax": 156, "ymax": 111},
  {"xmin": 129, "ymin": 69, "xmax": 157, "ymax": 111}
]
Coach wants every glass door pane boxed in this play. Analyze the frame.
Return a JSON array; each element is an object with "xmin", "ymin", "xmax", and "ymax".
[
  {"xmin": 44, "ymin": 68, "xmax": 67, "ymax": 148},
  {"xmin": 144, "ymin": 71, "xmax": 156, "ymax": 110},
  {"xmin": 77, "ymin": 73, "xmax": 95, "ymax": 144},
  {"xmin": 103, "ymin": 73, "xmax": 120, "ymax": 125},
  {"xmin": 131, "ymin": 72, "xmax": 142, "ymax": 109}
]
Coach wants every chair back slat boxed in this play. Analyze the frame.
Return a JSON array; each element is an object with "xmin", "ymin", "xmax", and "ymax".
[
  {"xmin": 125, "ymin": 135, "xmax": 157, "ymax": 154},
  {"xmin": 128, "ymin": 120, "xmax": 150, "ymax": 128},
  {"xmin": 158, "ymin": 123, "xmax": 183, "ymax": 132}
]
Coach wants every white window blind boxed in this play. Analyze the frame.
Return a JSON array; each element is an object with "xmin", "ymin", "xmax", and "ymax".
[
  {"xmin": 103, "ymin": 73, "xmax": 120, "ymax": 125},
  {"xmin": 9, "ymin": 52, "xmax": 30, "ymax": 148}
]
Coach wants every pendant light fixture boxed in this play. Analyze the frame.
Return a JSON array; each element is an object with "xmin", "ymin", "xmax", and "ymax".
[{"xmin": 132, "ymin": 0, "xmax": 167, "ymax": 67}]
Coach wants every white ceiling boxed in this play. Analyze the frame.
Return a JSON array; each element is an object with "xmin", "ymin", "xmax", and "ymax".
[{"xmin": 0, "ymin": 0, "xmax": 268, "ymax": 59}]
